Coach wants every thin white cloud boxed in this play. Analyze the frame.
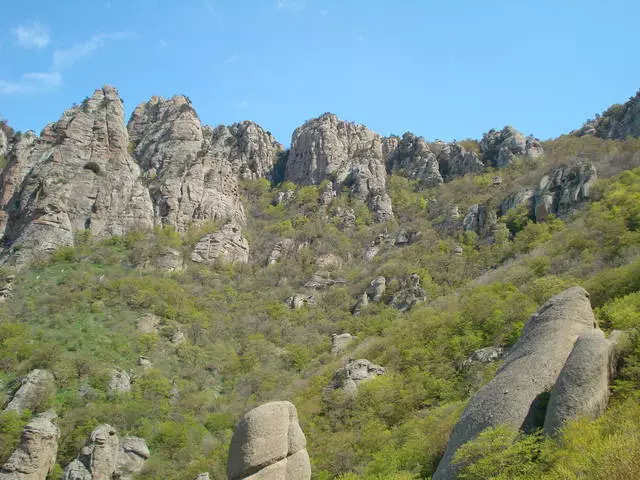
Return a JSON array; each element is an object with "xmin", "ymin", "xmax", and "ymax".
[
  {"xmin": 235, "ymin": 100, "xmax": 250, "ymax": 109},
  {"xmin": 0, "ymin": 72, "xmax": 61, "ymax": 94},
  {"xmin": 12, "ymin": 22, "xmax": 50, "ymax": 49},
  {"xmin": 225, "ymin": 53, "xmax": 240, "ymax": 64},
  {"xmin": 52, "ymin": 32, "xmax": 131, "ymax": 71},
  {"xmin": 276, "ymin": 0, "xmax": 305, "ymax": 10}
]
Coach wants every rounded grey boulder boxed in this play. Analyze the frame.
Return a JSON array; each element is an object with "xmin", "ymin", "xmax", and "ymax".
[{"xmin": 227, "ymin": 401, "xmax": 310, "ymax": 480}]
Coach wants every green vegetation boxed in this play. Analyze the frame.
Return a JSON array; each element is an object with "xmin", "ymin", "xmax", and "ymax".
[{"xmin": 1, "ymin": 134, "xmax": 640, "ymax": 479}]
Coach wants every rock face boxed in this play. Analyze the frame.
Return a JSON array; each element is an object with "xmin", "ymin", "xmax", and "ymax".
[
  {"xmin": 227, "ymin": 401, "xmax": 310, "ymax": 480},
  {"xmin": 480, "ymin": 126, "xmax": 544, "ymax": 168},
  {"xmin": 386, "ymin": 133, "xmax": 442, "ymax": 187},
  {"xmin": 304, "ymin": 272, "xmax": 346, "ymax": 290},
  {"xmin": 326, "ymin": 359, "xmax": 386, "ymax": 396},
  {"xmin": 107, "ymin": 369, "xmax": 131, "ymax": 396},
  {"xmin": 62, "ymin": 424, "xmax": 149, "ymax": 480},
  {"xmin": 284, "ymin": 294, "xmax": 315, "ymax": 310},
  {"xmin": 4, "ymin": 369, "xmax": 55, "ymax": 414},
  {"xmin": 433, "ymin": 142, "xmax": 485, "ymax": 181},
  {"xmin": 534, "ymin": 162, "xmax": 597, "ymax": 222},
  {"xmin": 573, "ymin": 90, "xmax": 640, "ymax": 139},
  {"xmin": 543, "ymin": 329, "xmax": 614, "ymax": 435},
  {"xmin": 0, "ymin": 86, "xmax": 155, "ymax": 269},
  {"xmin": 267, "ymin": 239, "xmax": 295, "ymax": 265},
  {"xmin": 286, "ymin": 113, "xmax": 393, "ymax": 222},
  {"xmin": 433, "ymin": 286, "xmax": 596, "ymax": 480},
  {"xmin": 499, "ymin": 188, "xmax": 535, "ymax": 216},
  {"xmin": 190, "ymin": 223, "xmax": 249, "ymax": 265},
  {"xmin": 330, "ymin": 333, "xmax": 356, "ymax": 354},
  {"xmin": 0, "ymin": 413, "xmax": 60, "ymax": 480},
  {"xmin": 390, "ymin": 273, "xmax": 426, "ymax": 312},
  {"xmin": 462, "ymin": 204, "xmax": 497, "ymax": 239}
]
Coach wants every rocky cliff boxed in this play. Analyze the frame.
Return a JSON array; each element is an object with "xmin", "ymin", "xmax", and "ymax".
[{"xmin": 573, "ymin": 90, "xmax": 640, "ymax": 139}]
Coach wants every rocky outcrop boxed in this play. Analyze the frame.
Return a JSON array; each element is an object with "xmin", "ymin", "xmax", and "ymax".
[
  {"xmin": 107, "ymin": 369, "xmax": 131, "ymax": 396},
  {"xmin": 499, "ymin": 188, "xmax": 535, "ymax": 216},
  {"xmin": 573, "ymin": 90, "xmax": 640, "ymax": 139},
  {"xmin": 284, "ymin": 294, "xmax": 316, "ymax": 310},
  {"xmin": 480, "ymin": 126, "xmax": 544, "ymax": 168},
  {"xmin": 286, "ymin": 113, "xmax": 393, "ymax": 222},
  {"xmin": 543, "ymin": 329, "xmax": 615, "ymax": 435},
  {"xmin": 433, "ymin": 142, "xmax": 485, "ymax": 181},
  {"xmin": 4, "ymin": 369, "xmax": 55, "ymax": 414},
  {"xmin": 0, "ymin": 412, "xmax": 59, "ymax": 480},
  {"xmin": 304, "ymin": 271, "xmax": 346, "ymax": 290},
  {"xmin": 463, "ymin": 346, "xmax": 505, "ymax": 367},
  {"xmin": 0, "ymin": 86, "xmax": 155, "ymax": 270},
  {"xmin": 534, "ymin": 162, "xmax": 597, "ymax": 222},
  {"xmin": 0, "ymin": 127, "xmax": 8, "ymax": 159},
  {"xmin": 227, "ymin": 401, "xmax": 310, "ymax": 480},
  {"xmin": 462, "ymin": 204, "xmax": 497, "ymax": 239},
  {"xmin": 62, "ymin": 424, "xmax": 149, "ymax": 480},
  {"xmin": 326, "ymin": 359, "xmax": 386, "ymax": 396},
  {"xmin": 390, "ymin": 273, "xmax": 426, "ymax": 312},
  {"xmin": 353, "ymin": 276, "xmax": 386, "ymax": 315},
  {"xmin": 191, "ymin": 223, "xmax": 249, "ymax": 265},
  {"xmin": 433, "ymin": 286, "xmax": 596, "ymax": 480},
  {"xmin": 330, "ymin": 333, "xmax": 356, "ymax": 354},
  {"xmin": 267, "ymin": 239, "xmax": 294, "ymax": 265},
  {"xmin": 386, "ymin": 133, "xmax": 442, "ymax": 187}
]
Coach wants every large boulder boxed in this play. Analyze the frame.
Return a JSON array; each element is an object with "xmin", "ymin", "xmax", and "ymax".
[
  {"xmin": 267, "ymin": 239, "xmax": 295, "ymax": 265},
  {"xmin": 286, "ymin": 113, "xmax": 393, "ymax": 222},
  {"xmin": 0, "ymin": 413, "xmax": 60, "ymax": 480},
  {"xmin": 385, "ymin": 133, "xmax": 443, "ymax": 188},
  {"xmin": 326, "ymin": 359, "xmax": 386, "ymax": 396},
  {"xmin": 0, "ymin": 86, "xmax": 155, "ymax": 270},
  {"xmin": 433, "ymin": 286, "xmax": 596, "ymax": 480},
  {"xmin": 62, "ymin": 424, "xmax": 149, "ymax": 480},
  {"xmin": 4, "ymin": 369, "xmax": 56, "ymax": 414},
  {"xmin": 543, "ymin": 329, "xmax": 615, "ymax": 435},
  {"xmin": 191, "ymin": 223, "xmax": 249, "ymax": 265},
  {"xmin": 480, "ymin": 126, "xmax": 544, "ymax": 168},
  {"xmin": 107, "ymin": 369, "xmax": 131, "ymax": 396},
  {"xmin": 389, "ymin": 273, "xmax": 426, "ymax": 312},
  {"xmin": 227, "ymin": 401, "xmax": 310, "ymax": 480}
]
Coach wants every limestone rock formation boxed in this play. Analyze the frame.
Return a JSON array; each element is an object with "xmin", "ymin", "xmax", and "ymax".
[
  {"xmin": 433, "ymin": 142, "xmax": 485, "ymax": 181},
  {"xmin": 462, "ymin": 204, "xmax": 497, "ymax": 239},
  {"xmin": 227, "ymin": 401, "xmax": 310, "ymax": 480},
  {"xmin": 433, "ymin": 286, "xmax": 596, "ymax": 480},
  {"xmin": 480, "ymin": 126, "xmax": 544, "ymax": 168},
  {"xmin": 534, "ymin": 162, "xmax": 597, "ymax": 222},
  {"xmin": 0, "ymin": 412, "xmax": 60, "ymax": 480},
  {"xmin": 386, "ymin": 133, "xmax": 443, "ymax": 187},
  {"xmin": 284, "ymin": 294, "xmax": 316, "ymax": 310},
  {"xmin": 191, "ymin": 223, "xmax": 249, "ymax": 265},
  {"xmin": 267, "ymin": 238, "xmax": 294, "ymax": 265},
  {"xmin": 286, "ymin": 113, "xmax": 393, "ymax": 222},
  {"xmin": 499, "ymin": 188, "xmax": 535, "ymax": 216},
  {"xmin": 327, "ymin": 359, "xmax": 386, "ymax": 396},
  {"xmin": 108, "ymin": 369, "xmax": 131, "ymax": 396},
  {"xmin": 573, "ymin": 90, "xmax": 640, "ymax": 139},
  {"xmin": 62, "ymin": 424, "xmax": 149, "ymax": 480},
  {"xmin": 389, "ymin": 273, "xmax": 426, "ymax": 312},
  {"xmin": 543, "ymin": 329, "xmax": 615, "ymax": 435},
  {"xmin": 304, "ymin": 271, "xmax": 346, "ymax": 290},
  {"xmin": 0, "ymin": 86, "xmax": 155, "ymax": 270},
  {"xmin": 330, "ymin": 333, "xmax": 356, "ymax": 354},
  {"xmin": 4, "ymin": 369, "xmax": 55, "ymax": 414},
  {"xmin": 0, "ymin": 126, "xmax": 8, "ymax": 159}
]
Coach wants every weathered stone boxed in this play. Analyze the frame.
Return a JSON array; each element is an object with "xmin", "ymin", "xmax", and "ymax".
[
  {"xmin": 544, "ymin": 329, "xmax": 614, "ymax": 435},
  {"xmin": 194, "ymin": 474, "xmax": 210, "ymax": 480},
  {"xmin": 304, "ymin": 272, "xmax": 346, "ymax": 290},
  {"xmin": 326, "ymin": 359, "xmax": 386, "ymax": 395},
  {"xmin": 137, "ymin": 313, "xmax": 161, "ymax": 334},
  {"xmin": 108, "ymin": 369, "xmax": 131, "ymax": 396},
  {"xmin": 0, "ymin": 412, "xmax": 59, "ymax": 480},
  {"xmin": 0, "ymin": 86, "xmax": 155, "ymax": 270},
  {"xmin": 534, "ymin": 162, "xmax": 597, "ymax": 222},
  {"xmin": 572, "ymin": 90, "xmax": 640, "ymax": 139},
  {"xmin": 116, "ymin": 437, "xmax": 150, "ymax": 480},
  {"xmin": 191, "ymin": 223, "xmax": 249, "ymax": 265},
  {"xmin": 284, "ymin": 294, "xmax": 316, "ymax": 310},
  {"xmin": 499, "ymin": 188, "xmax": 535, "ymax": 216},
  {"xmin": 316, "ymin": 253, "xmax": 342, "ymax": 271},
  {"xmin": 433, "ymin": 286, "xmax": 596, "ymax": 480},
  {"xmin": 273, "ymin": 190, "xmax": 295, "ymax": 206},
  {"xmin": 386, "ymin": 133, "xmax": 443, "ymax": 187},
  {"xmin": 267, "ymin": 239, "xmax": 294, "ymax": 265},
  {"xmin": 480, "ymin": 126, "xmax": 544, "ymax": 168},
  {"xmin": 463, "ymin": 346, "xmax": 505, "ymax": 367},
  {"xmin": 4, "ymin": 369, "xmax": 55, "ymax": 414},
  {"xmin": 227, "ymin": 401, "xmax": 310, "ymax": 480},
  {"xmin": 170, "ymin": 329, "xmax": 186, "ymax": 345},
  {"xmin": 150, "ymin": 247, "xmax": 184, "ymax": 272},
  {"xmin": 390, "ymin": 273, "xmax": 426, "ymax": 312},
  {"xmin": 462, "ymin": 204, "xmax": 497, "ymax": 239},
  {"xmin": 286, "ymin": 113, "xmax": 393, "ymax": 222},
  {"xmin": 435, "ymin": 142, "xmax": 485, "ymax": 181},
  {"xmin": 394, "ymin": 230, "xmax": 421, "ymax": 246},
  {"xmin": 330, "ymin": 333, "xmax": 356, "ymax": 354},
  {"xmin": 368, "ymin": 276, "xmax": 386, "ymax": 302}
]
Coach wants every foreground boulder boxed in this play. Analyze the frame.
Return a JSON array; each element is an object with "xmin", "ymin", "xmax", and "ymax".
[
  {"xmin": 433, "ymin": 286, "xmax": 595, "ymax": 480},
  {"xmin": 543, "ymin": 329, "xmax": 615, "ymax": 435},
  {"xmin": 0, "ymin": 413, "xmax": 59, "ymax": 480},
  {"xmin": 62, "ymin": 424, "xmax": 149, "ymax": 480},
  {"xmin": 227, "ymin": 401, "xmax": 310, "ymax": 480},
  {"xmin": 3, "ymin": 369, "xmax": 55, "ymax": 414}
]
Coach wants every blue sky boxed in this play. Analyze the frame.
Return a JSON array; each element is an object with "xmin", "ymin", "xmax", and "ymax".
[{"xmin": 0, "ymin": 0, "xmax": 638, "ymax": 145}]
